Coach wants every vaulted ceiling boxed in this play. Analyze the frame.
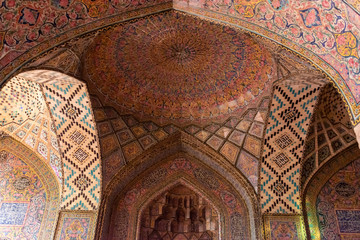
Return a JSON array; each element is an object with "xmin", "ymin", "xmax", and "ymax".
[{"xmin": 0, "ymin": 0, "xmax": 359, "ymax": 127}]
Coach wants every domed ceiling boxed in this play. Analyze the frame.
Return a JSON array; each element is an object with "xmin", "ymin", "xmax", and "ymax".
[{"xmin": 83, "ymin": 11, "xmax": 276, "ymax": 127}]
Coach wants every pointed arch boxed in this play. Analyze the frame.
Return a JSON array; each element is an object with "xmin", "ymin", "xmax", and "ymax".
[
  {"xmin": 97, "ymin": 131, "xmax": 259, "ymax": 240},
  {"xmin": 0, "ymin": 69, "xmax": 102, "ymax": 211},
  {"xmin": 0, "ymin": 135, "xmax": 60, "ymax": 239},
  {"xmin": 302, "ymin": 143, "xmax": 360, "ymax": 239}
]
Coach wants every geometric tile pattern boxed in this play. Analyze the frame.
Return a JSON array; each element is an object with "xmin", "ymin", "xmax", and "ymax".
[
  {"xmin": 0, "ymin": 77, "xmax": 63, "ymax": 182},
  {"xmin": 0, "ymin": 137, "xmax": 61, "ymax": 240},
  {"xmin": 19, "ymin": 70, "xmax": 101, "ymax": 210},
  {"xmin": 301, "ymin": 84, "xmax": 357, "ymax": 191},
  {"xmin": 55, "ymin": 211, "xmax": 96, "ymax": 240},
  {"xmin": 261, "ymin": 82, "xmax": 321, "ymax": 213},
  {"xmin": 93, "ymin": 94, "xmax": 270, "ymax": 192},
  {"xmin": 264, "ymin": 215, "xmax": 305, "ymax": 240}
]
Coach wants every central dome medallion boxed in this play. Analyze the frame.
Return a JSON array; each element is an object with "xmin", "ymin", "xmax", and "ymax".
[{"xmin": 84, "ymin": 11, "xmax": 275, "ymax": 126}]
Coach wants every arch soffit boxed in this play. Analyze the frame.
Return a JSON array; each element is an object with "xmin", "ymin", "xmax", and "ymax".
[
  {"xmin": 0, "ymin": 4, "xmax": 354, "ymax": 124},
  {"xmin": 98, "ymin": 131, "xmax": 259, "ymax": 240},
  {"xmin": 300, "ymin": 82, "xmax": 358, "ymax": 192},
  {"xmin": 0, "ymin": 75, "xmax": 64, "ymax": 184},
  {"xmin": 0, "ymin": 135, "xmax": 61, "ymax": 239},
  {"xmin": 302, "ymin": 143, "xmax": 360, "ymax": 239},
  {"xmin": 15, "ymin": 69, "xmax": 102, "ymax": 211},
  {"xmin": 112, "ymin": 171, "xmax": 233, "ymax": 240}
]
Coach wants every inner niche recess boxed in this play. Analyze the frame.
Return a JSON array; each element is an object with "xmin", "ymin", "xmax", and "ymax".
[{"xmin": 139, "ymin": 184, "xmax": 219, "ymax": 240}]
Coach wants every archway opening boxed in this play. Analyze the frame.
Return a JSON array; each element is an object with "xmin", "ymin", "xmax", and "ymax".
[
  {"xmin": 0, "ymin": 136, "xmax": 60, "ymax": 239},
  {"xmin": 139, "ymin": 184, "xmax": 219, "ymax": 240}
]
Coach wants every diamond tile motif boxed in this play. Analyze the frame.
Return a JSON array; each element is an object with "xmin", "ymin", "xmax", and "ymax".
[
  {"xmin": 16, "ymin": 130, "xmax": 26, "ymax": 139},
  {"xmin": 122, "ymin": 141, "xmax": 142, "ymax": 161},
  {"xmin": 104, "ymin": 107, "xmax": 118, "ymax": 119},
  {"xmin": 317, "ymin": 133, "xmax": 326, "ymax": 146},
  {"xmin": 236, "ymin": 120, "xmax": 252, "ymax": 132},
  {"xmin": 249, "ymin": 122, "xmax": 264, "ymax": 138},
  {"xmin": 37, "ymin": 141, "xmax": 48, "ymax": 159},
  {"xmin": 205, "ymin": 124, "xmax": 221, "ymax": 133},
  {"xmin": 162, "ymin": 125, "xmax": 176, "ymax": 134},
  {"xmin": 228, "ymin": 130, "xmax": 246, "ymax": 147},
  {"xmin": 123, "ymin": 115, "xmax": 138, "ymax": 127},
  {"xmin": 131, "ymin": 125, "xmax": 147, "ymax": 137},
  {"xmin": 271, "ymin": 181, "xmax": 288, "ymax": 197},
  {"xmin": 32, "ymin": 125, "xmax": 39, "ymax": 135},
  {"xmin": 97, "ymin": 121, "xmax": 112, "ymax": 137},
  {"xmin": 139, "ymin": 135, "xmax": 157, "ymax": 149},
  {"xmin": 7, "ymin": 125, "xmax": 16, "ymax": 132},
  {"xmin": 243, "ymin": 135, "xmax": 261, "ymax": 157},
  {"xmin": 40, "ymin": 129, "xmax": 48, "ymax": 142},
  {"xmin": 25, "ymin": 134, "xmax": 36, "ymax": 148},
  {"xmin": 117, "ymin": 129, "xmax": 135, "ymax": 145},
  {"xmin": 69, "ymin": 130, "xmax": 86, "ymax": 145},
  {"xmin": 195, "ymin": 130, "xmax": 211, "ymax": 142},
  {"xmin": 220, "ymin": 142, "xmax": 239, "ymax": 164},
  {"xmin": 111, "ymin": 118, "xmax": 127, "ymax": 131},
  {"xmin": 275, "ymin": 134, "xmax": 293, "ymax": 149},
  {"xmin": 185, "ymin": 125, "xmax": 200, "ymax": 134},
  {"xmin": 272, "ymin": 153, "xmax": 291, "ymax": 168},
  {"xmin": 260, "ymin": 83, "xmax": 320, "ymax": 214},
  {"xmin": 303, "ymin": 137, "xmax": 315, "ymax": 157},
  {"xmin": 93, "ymin": 109, "xmax": 107, "ymax": 121},
  {"xmin": 327, "ymin": 129, "xmax": 337, "ymax": 139},
  {"xmin": 152, "ymin": 129, "xmax": 168, "ymax": 141},
  {"xmin": 225, "ymin": 118, "xmax": 239, "ymax": 128},
  {"xmin": 51, "ymin": 135, "xmax": 59, "ymax": 150},
  {"xmin": 100, "ymin": 134, "xmax": 119, "ymax": 157},
  {"xmin": 1, "ymin": 74, "xmax": 100, "ymax": 210},
  {"xmin": 318, "ymin": 145, "xmax": 330, "ymax": 164},
  {"xmin": 282, "ymin": 107, "xmax": 301, "ymax": 123},
  {"xmin": 73, "ymin": 173, "xmax": 92, "ymax": 191},
  {"xmin": 236, "ymin": 150, "xmax": 258, "ymax": 190},
  {"xmin": 216, "ymin": 127, "xmax": 232, "ymax": 138},
  {"xmin": 331, "ymin": 139, "xmax": 343, "ymax": 152},
  {"xmin": 65, "ymin": 107, "xmax": 77, "ymax": 117},
  {"xmin": 343, "ymin": 134, "xmax": 356, "ymax": 143},
  {"xmin": 7, "ymin": 125, "xmax": 16, "ymax": 133},
  {"xmin": 73, "ymin": 148, "xmax": 89, "ymax": 163},
  {"xmin": 206, "ymin": 135, "xmax": 224, "ymax": 151},
  {"xmin": 144, "ymin": 122, "xmax": 158, "ymax": 131},
  {"xmin": 244, "ymin": 109, "xmax": 257, "ymax": 120}
]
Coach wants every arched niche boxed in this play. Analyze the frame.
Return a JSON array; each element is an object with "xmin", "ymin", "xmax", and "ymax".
[
  {"xmin": 14, "ymin": 69, "xmax": 102, "ymax": 211},
  {"xmin": 109, "ymin": 154, "xmax": 250, "ymax": 240},
  {"xmin": 138, "ymin": 183, "xmax": 221, "ymax": 240},
  {"xmin": 0, "ymin": 135, "xmax": 60, "ymax": 239},
  {"xmin": 302, "ymin": 143, "xmax": 360, "ymax": 239},
  {"xmin": 96, "ymin": 132, "xmax": 259, "ymax": 240}
]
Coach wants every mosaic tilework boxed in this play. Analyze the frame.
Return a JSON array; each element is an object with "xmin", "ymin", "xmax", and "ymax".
[
  {"xmin": 261, "ymin": 81, "xmax": 322, "ymax": 213},
  {"xmin": 316, "ymin": 158, "xmax": 360, "ymax": 239},
  {"xmin": 336, "ymin": 210, "xmax": 360, "ymax": 233},
  {"xmin": 0, "ymin": 77, "xmax": 63, "ymax": 182},
  {"xmin": 29, "ymin": 48, "xmax": 81, "ymax": 77},
  {"xmin": 109, "ymin": 157, "xmax": 251, "ymax": 239},
  {"xmin": 172, "ymin": 1, "xmax": 360, "ymax": 126},
  {"xmin": 19, "ymin": 70, "xmax": 101, "ymax": 210},
  {"xmin": 55, "ymin": 211, "xmax": 96, "ymax": 240},
  {"xmin": 0, "ymin": 137, "xmax": 60, "ymax": 240},
  {"xmin": 93, "ymin": 94, "xmax": 270, "ymax": 192},
  {"xmin": 301, "ymin": 84, "xmax": 357, "ymax": 191},
  {"xmin": 264, "ymin": 215, "xmax": 305, "ymax": 240},
  {"xmin": 84, "ymin": 10, "xmax": 276, "ymax": 127}
]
